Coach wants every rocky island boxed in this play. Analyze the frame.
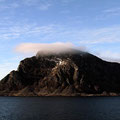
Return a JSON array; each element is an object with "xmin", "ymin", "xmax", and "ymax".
[{"xmin": 0, "ymin": 50, "xmax": 120, "ymax": 96}]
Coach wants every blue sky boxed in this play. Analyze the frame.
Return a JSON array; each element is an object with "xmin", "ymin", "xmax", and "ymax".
[{"xmin": 0, "ymin": 0, "xmax": 120, "ymax": 79}]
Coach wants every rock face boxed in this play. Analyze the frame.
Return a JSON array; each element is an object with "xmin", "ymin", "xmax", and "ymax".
[{"xmin": 1, "ymin": 50, "xmax": 120, "ymax": 96}]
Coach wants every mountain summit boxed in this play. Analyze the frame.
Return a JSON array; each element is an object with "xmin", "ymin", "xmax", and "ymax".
[{"xmin": 0, "ymin": 50, "xmax": 120, "ymax": 96}]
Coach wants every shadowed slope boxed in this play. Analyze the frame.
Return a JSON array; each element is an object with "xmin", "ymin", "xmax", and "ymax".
[{"xmin": 0, "ymin": 50, "xmax": 120, "ymax": 96}]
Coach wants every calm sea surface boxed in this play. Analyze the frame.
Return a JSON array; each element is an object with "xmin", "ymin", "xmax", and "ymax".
[{"xmin": 0, "ymin": 97, "xmax": 120, "ymax": 120}]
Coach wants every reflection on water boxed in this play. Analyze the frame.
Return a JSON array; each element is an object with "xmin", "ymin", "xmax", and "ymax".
[{"xmin": 0, "ymin": 97, "xmax": 120, "ymax": 120}]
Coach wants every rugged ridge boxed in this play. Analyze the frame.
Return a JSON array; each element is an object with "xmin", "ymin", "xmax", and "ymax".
[{"xmin": 0, "ymin": 50, "xmax": 120, "ymax": 96}]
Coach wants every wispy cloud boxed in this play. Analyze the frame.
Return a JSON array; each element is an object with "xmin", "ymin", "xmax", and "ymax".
[
  {"xmin": 0, "ymin": 63, "xmax": 14, "ymax": 80},
  {"xmin": 0, "ymin": 2, "xmax": 19, "ymax": 11},
  {"xmin": 103, "ymin": 7, "xmax": 120, "ymax": 18},
  {"xmin": 22, "ymin": 0, "xmax": 38, "ymax": 6},
  {"xmin": 0, "ymin": 24, "xmax": 56, "ymax": 40},
  {"xmin": 96, "ymin": 7, "xmax": 120, "ymax": 20},
  {"xmin": 62, "ymin": 0, "xmax": 77, "ymax": 4},
  {"xmin": 78, "ymin": 26, "xmax": 120, "ymax": 44},
  {"xmin": 38, "ymin": 3, "xmax": 52, "ymax": 10},
  {"xmin": 95, "ymin": 51, "xmax": 120, "ymax": 63},
  {"xmin": 0, "ymin": 57, "xmax": 21, "ymax": 80},
  {"xmin": 22, "ymin": 0, "xmax": 52, "ymax": 10},
  {"xmin": 0, "ymin": 22, "xmax": 120, "ymax": 45},
  {"xmin": 103, "ymin": 7, "xmax": 120, "ymax": 15}
]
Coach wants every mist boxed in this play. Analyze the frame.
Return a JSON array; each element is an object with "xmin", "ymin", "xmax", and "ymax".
[{"xmin": 15, "ymin": 42, "xmax": 86, "ymax": 56}]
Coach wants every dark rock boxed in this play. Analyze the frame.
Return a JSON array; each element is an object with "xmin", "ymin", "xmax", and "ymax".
[{"xmin": 0, "ymin": 50, "xmax": 120, "ymax": 96}]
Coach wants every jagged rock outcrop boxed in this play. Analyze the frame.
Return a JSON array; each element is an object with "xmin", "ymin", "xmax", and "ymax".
[{"xmin": 0, "ymin": 50, "xmax": 120, "ymax": 96}]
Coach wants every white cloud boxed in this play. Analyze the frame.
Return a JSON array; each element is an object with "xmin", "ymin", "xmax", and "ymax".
[
  {"xmin": 96, "ymin": 7, "xmax": 120, "ymax": 20},
  {"xmin": 0, "ymin": 2, "xmax": 19, "ymax": 11},
  {"xmin": 103, "ymin": 7, "xmax": 120, "ymax": 14},
  {"xmin": 0, "ymin": 23, "xmax": 120, "ymax": 45},
  {"xmin": 62, "ymin": 0, "xmax": 77, "ymax": 4},
  {"xmin": 104, "ymin": 8, "xmax": 120, "ymax": 17},
  {"xmin": 22, "ymin": 0, "xmax": 38, "ymax": 6},
  {"xmin": 0, "ymin": 21, "xmax": 120, "ymax": 45},
  {"xmin": 22, "ymin": 0, "xmax": 52, "ymax": 10},
  {"xmin": 0, "ymin": 24, "xmax": 56, "ymax": 40},
  {"xmin": 38, "ymin": 3, "xmax": 51, "ymax": 10},
  {"xmin": 0, "ymin": 59, "xmax": 20, "ymax": 80},
  {"xmin": 78, "ymin": 26, "xmax": 120, "ymax": 44},
  {"xmin": 0, "ymin": 63, "xmax": 15, "ymax": 79},
  {"xmin": 15, "ymin": 42, "xmax": 75, "ymax": 55},
  {"xmin": 0, "ymin": 56, "xmax": 26, "ymax": 80},
  {"xmin": 15, "ymin": 42, "xmax": 120, "ymax": 64},
  {"xmin": 95, "ymin": 51, "xmax": 120, "ymax": 63}
]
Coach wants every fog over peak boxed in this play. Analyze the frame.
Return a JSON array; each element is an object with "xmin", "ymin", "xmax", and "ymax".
[
  {"xmin": 15, "ymin": 42, "xmax": 120, "ymax": 63},
  {"xmin": 15, "ymin": 42, "xmax": 86, "ymax": 56}
]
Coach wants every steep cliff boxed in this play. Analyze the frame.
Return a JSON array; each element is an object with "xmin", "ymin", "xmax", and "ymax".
[{"xmin": 0, "ymin": 50, "xmax": 120, "ymax": 96}]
